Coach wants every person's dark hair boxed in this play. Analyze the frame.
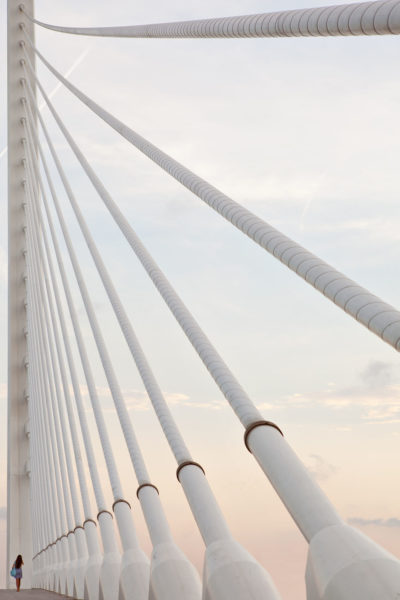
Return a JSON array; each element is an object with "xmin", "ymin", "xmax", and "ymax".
[{"xmin": 15, "ymin": 555, "xmax": 23, "ymax": 569}]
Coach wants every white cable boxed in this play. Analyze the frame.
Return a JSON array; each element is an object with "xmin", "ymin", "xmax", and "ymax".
[
  {"xmin": 20, "ymin": 0, "xmax": 400, "ymax": 38},
  {"xmin": 23, "ymin": 173, "xmax": 66, "ymax": 546},
  {"xmin": 22, "ymin": 33, "xmax": 400, "ymax": 354},
  {"xmin": 22, "ymin": 101, "xmax": 95, "ymax": 523},
  {"xmin": 22, "ymin": 79, "xmax": 191, "ymax": 466},
  {"xmin": 22, "ymin": 69, "xmax": 151, "ymax": 489},
  {"xmin": 21, "ymin": 46, "xmax": 345, "ymax": 544},
  {"xmin": 21, "ymin": 105, "xmax": 125, "ymax": 503},
  {"xmin": 24, "ymin": 140, "xmax": 77, "ymax": 546}
]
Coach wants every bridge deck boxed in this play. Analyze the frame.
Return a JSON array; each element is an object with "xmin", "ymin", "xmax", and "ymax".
[{"xmin": 0, "ymin": 591, "xmax": 69, "ymax": 600}]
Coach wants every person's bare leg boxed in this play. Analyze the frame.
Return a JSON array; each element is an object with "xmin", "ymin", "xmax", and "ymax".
[{"xmin": 16, "ymin": 578, "xmax": 20, "ymax": 591}]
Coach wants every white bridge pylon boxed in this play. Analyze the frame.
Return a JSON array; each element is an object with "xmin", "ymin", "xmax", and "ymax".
[{"xmin": 7, "ymin": 1, "xmax": 400, "ymax": 600}]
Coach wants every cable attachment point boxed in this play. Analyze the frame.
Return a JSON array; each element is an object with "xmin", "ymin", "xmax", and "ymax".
[
  {"xmin": 176, "ymin": 461, "xmax": 205, "ymax": 482},
  {"xmin": 244, "ymin": 420, "xmax": 284, "ymax": 452},
  {"xmin": 112, "ymin": 498, "xmax": 132, "ymax": 512},
  {"xmin": 136, "ymin": 483, "xmax": 159, "ymax": 498}
]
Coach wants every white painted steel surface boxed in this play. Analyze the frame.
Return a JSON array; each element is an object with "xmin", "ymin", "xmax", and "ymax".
[
  {"xmin": 24, "ymin": 36, "xmax": 400, "ymax": 600},
  {"xmin": 23, "ymin": 43, "xmax": 284, "ymax": 600},
  {"xmin": 22, "ymin": 103, "xmax": 140, "ymax": 600},
  {"xmin": 7, "ymin": 0, "xmax": 34, "ymax": 587},
  {"xmin": 306, "ymin": 524, "xmax": 400, "ymax": 599},
  {"xmin": 21, "ymin": 0, "xmax": 400, "ymax": 38},
  {"xmin": 26, "ymin": 36, "xmax": 400, "ymax": 354}
]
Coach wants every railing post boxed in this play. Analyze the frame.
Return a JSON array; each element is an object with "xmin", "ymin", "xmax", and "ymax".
[{"xmin": 7, "ymin": 0, "xmax": 35, "ymax": 589}]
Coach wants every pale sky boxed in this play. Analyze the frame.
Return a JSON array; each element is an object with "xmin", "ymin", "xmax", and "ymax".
[{"xmin": 1, "ymin": 1, "xmax": 400, "ymax": 598}]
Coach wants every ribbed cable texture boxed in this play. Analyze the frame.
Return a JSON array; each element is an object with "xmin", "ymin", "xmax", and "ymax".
[
  {"xmin": 26, "ymin": 180, "xmax": 85, "ymax": 532},
  {"xmin": 23, "ymin": 98, "xmax": 94, "ymax": 521},
  {"xmin": 29, "ymin": 95, "xmax": 150, "ymax": 489},
  {"xmin": 27, "ymin": 290, "xmax": 56, "ymax": 552},
  {"xmin": 27, "ymin": 319, "xmax": 54, "ymax": 550},
  {"xmin": 24, "ymin": 92, "xmax": 109, "ymax": 513},
  {"xmin": 23, "ymin": 93, "xmax": 124, "ymax": 504},
  {"xmin": 21, "ymin": 0, "xmax": 400, "ymax": 38},
  {"xmin": 38, "ymin": 197, "xmax": 108, "ymax": 513},
  {"xmin": 25, "ymin": 84, "xmax": 192, "ymax": 466},
  {"xmin": 27, "ymin": 194, "xmax": 83, "ymax": 531},
  {"xmin": 24, "ymin": 140, "xmax": 76, "ymax": 537},
  {"xmin": 22, "ymin": 62, "xmax": 150, "ymax": 490},
  {"xmin": 25, "ymin": 176, "xmax": 55, "ymax": 553},
  {"xmin": 24, "ymin": 36, "xmax": 400, "ymax": 354},
  {"xmin": 23, "ymin": 47, "xmax": 265, "ymax": 429},
  {"xmin": 23, "ymin": 175, "xmax": 67, "ymax": 542}
]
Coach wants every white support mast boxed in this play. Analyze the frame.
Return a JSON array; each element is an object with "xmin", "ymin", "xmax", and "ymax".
[{"xmin": 7, "ymin": 0, "xmax": 35, "ymax": 588}]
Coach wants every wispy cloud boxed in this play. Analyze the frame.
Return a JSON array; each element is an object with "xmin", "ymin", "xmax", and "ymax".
[
  {"xmin": 281, "ymin": 360, "xmax": 400, "ymax": 425},
  {"xmin": 77, "ymin": 383, "xmax": 226, "ymax": 412},
  {"xmin": 306, "ymin": 454, "xmax": 337, "ymax": 482},
  {"xmin": 348, "ymin": 517, "xmax": 400, "ymax": 528}
]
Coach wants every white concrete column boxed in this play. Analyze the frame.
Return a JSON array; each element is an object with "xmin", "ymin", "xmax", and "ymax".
[{"xmin": 7, "ymin": 1, "xmax": 35, "ymax": 587}]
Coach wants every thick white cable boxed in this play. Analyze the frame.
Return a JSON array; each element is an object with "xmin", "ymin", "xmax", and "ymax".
[
  {"xmin": 27, "ymin": 343, "xmax": 53, "ymax": 554},
  {"xmin": 33, "ymin": 163, "xmax": 122, "ymax": 504},
  {"xmin": 30, "ymin": 169, "xmax": 109, "ymax": 513},
  {"xmin": 24, "ymin": 174, "xmax": 58, "ymax": 558},
  {"xmin": 21, "ymin": 78, "xmax": 285, "ymax": 600},
  {"xmin": 22, "ymin": 71, "xmax": 151, "ymax": 488},
  {"xmin": 22, "ymin": 102, "xmax": 95, "ymax": 523},
  {"xmin": 29, "ymin": 384, "xmax": 52, "ymax": 557},
  {"xmin": 23, "ymin": 106, "xmax": 150, "ymax": 599},
  {"xmin": 25, "ymin": 268, "xmax": 55, "ymax": 559},
  {"xmin": 22, "ymin": 49, "xmax": 264, "ymax": 428},
  {"xmin": 23, "ymin": 84, "xmax": 191, "ymax": 465},
  {"xmin": 24, "ymin": 73, "xmax": 245, "ymax": 546},
  {"xmin": 20, "ymin": 0, "xmax": 400, "ymax": 38},
  {"xmin": 26, "ymin": 271, "xmax": 67, "ymax": 580},
  {"xmin": 23, "ymin": 175, "xmax": 66, "ymax": 546},
  {"xmin": 23, "ymin": 34, "xmax": 400, "ymax": 354},
  {"xmin": 26, "ymin": 159, "xmax": 86, "ymax": 533},
  {"xmin": 21, "ymin": 47, "xmax": 346, "ymax": 544},
  {"xmin": 26, "ymin": 256, "xmax": 52, "ymax": 550},
  {"xmin": 24, "ymin": 141, "xmax": 78, "ymax": 545},
  {"xmin": 27, "ymin": 268, "xmax": 58, "ymax": 576},
  {"xmin": 27, "ymin": 204, "xmax": 84, "ymax": 531},
  {"xmin": 24, "ymin": 164, "xmax": 73, "ymax": 578},
  {"xmin": 21, "ymin": 88, "xmax": 124, "ymax": 504}
]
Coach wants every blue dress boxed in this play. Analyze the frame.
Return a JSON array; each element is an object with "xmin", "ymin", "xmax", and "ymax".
[{"xmin": 12, "ymin": 563, "xmax": 22, "ymax": 579}]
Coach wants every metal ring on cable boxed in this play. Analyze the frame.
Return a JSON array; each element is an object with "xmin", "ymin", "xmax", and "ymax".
[
  {"xmin": 97, "ymin": 509, "xmax": 113, "ymax": 520},
  {"xmin": 83, "ymin": 518, "xmax": 97, "ymax": 527},
  {"xmin": 112, "ymin": 498, "xmax": 131, "ymax": 512},
  {"xmin": 176, "ymin": 460, "xmax": 205, "ymax": 482},
  {"xmin": 136, "ymin": 483, "xmax": 159, "ymax": 498},
  {"xmin": 244, "ymin": 420, "xmax": 283, "ymax": 452}
]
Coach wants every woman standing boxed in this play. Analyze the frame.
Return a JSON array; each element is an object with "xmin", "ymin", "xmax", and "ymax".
[{"xmin": 11, "ymin": 555, "xmax": 24, "ymax": 591}]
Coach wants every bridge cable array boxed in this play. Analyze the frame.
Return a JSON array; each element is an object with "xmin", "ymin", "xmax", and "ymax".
[
  {"xmin": 13, "ymin": 3, "xmax": 400, "ymax": 600},
  {"xmin": 21, "ymin": 26, "xmax": 400, "ymax": 354}
]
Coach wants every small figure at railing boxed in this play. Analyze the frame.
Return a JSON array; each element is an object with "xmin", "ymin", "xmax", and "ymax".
[{"xmin": 10, "ymin": 555, "xmax": 24, "ymax": 591}]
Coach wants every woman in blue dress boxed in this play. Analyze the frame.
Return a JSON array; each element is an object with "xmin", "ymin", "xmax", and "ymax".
[{"xmin": 11, "ymin": 555, "xmax": 24, "ymax": 591}]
